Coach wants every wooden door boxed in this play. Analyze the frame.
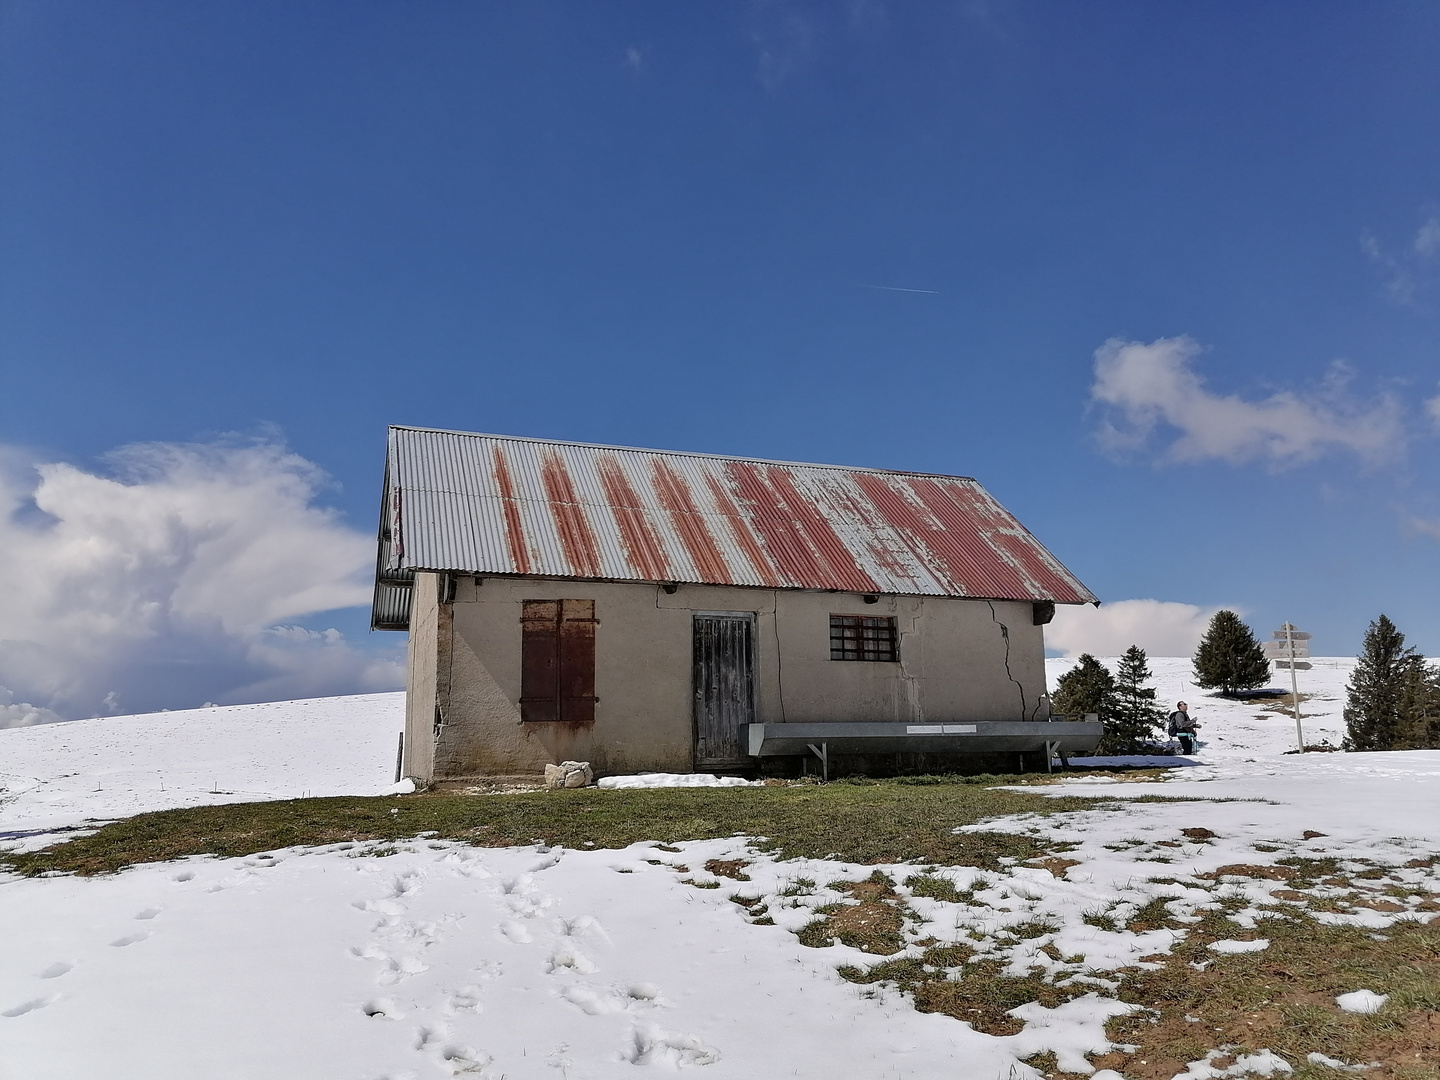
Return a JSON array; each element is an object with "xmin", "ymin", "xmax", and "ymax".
[{"xmin": 693, "ymin": 612, "xmax": 755, "ymax": 767}]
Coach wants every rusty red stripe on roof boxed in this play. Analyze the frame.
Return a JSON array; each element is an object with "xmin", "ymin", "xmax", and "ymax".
[
  {"xmin": 725, "ymin": 461, "xmax": 880, "ymax": 593},
  {"xmin": 908, "ymin": 477, "xmax": 1087, "ymax": 603},
  {"xmin": 849, "ymin": 471, "xmax": 966, "ymax": 594},
  {"xmin": 828, "ymin": 477, "xmax": 917, "ymax": 582},
  {"xmin": 701, "ymin": 471, "xmax": 779, "ymax": 587},
  {"xmin": 762, "ymin": 466, "xmax": 880, "ymax": 593},
  {"xmin": 597, "ymin": 453, "xmax": 672, "ymax": 582},
  {"xmin": 725, "ymin": 460, "xmax": 823, "ymax": 588},
  {"xmin": 491, "ymin": 444, "xmax": 531, "ymax": 576},
  {"xmin": 540, "ymin": 451, "xmax": 602, "ymax": 578},
  {"xmin": 649, "ymin": 458, "xmax": 729, "ymax": 584}
]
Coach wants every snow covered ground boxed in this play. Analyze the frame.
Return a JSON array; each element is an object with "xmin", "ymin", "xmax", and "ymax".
[
  {"xmin": 2, "ymin": 660, "xmax": 1438, "ymax": 1079},
  {"xmin": 0, "ymin": 693, "xmax": 405, "ymax": 850}
]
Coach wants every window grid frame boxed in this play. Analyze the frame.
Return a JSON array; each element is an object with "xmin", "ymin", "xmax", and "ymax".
[{"xmin": 829, "ymin": 614, "xmax": 899, "ymax": 663}]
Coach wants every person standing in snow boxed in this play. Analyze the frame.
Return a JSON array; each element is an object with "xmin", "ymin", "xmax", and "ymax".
[{"xmin": 1168, "ymin": 701, "xmax": 1199, "ymax": 754}]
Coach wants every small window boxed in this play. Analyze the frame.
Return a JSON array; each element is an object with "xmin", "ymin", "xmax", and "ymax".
[{"xmin": 829, "ymin": 615, "xmax": 898, "ymax": 662}]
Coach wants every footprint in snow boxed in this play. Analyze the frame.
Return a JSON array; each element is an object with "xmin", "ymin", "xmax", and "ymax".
[
  {"xmin": 499, "ymin": 873, "xmax": 534, "ymax": 896},
  {"xmin": 110, "ymin": 932, "xmax": 150, "ymax": 948},
  {"xmin": 622, "ymin": 1023, "xmax": 719, "ymax": 1067},
  {"xmin": 388, "ymin": 871, "xmax": 424, "ymax": 899},
  {"xmin": 437, "ymin": 851, "xmax": 491, "ymax": 879},
  {"xmin": 499, "ymin": 920, "xmax": 532, "ymax": 944},
  {"xmin": 529, "ymin": 851, "xmax": 564, "ymax": 873},
  {"xmin": 443, "ymin": 985, "xmax": 484, "ymax": 1014},
  {"xmin": 362, "ymin": 997, "xmax": 404, "ymax": 1020},
  {"xmin": 558, "ymin": 914, "xmax": 611, "ymax": 944},
  {"xmin": 38, "ymin": 962, "xmax": 73, "ymax": 980},
  {"xmin": 3, "ymin": 995, "xmax": 58, "ymax": 1018},
  {"xmin": 560, "ymin": 983, "xmax": 663, "ymax": 1016},
  {"xmin": 415, "ymin": 1024, "xmax": 491, "ymax": 1075},
  {"xmin": 171, "ymin": 870, "xmax": 195, "ymax": 883},
  {"xmin": 348, "ymin": 945, "xmax": 427, "ymax": 983},
  {"xmin": 134, "ymin": 908, "xmax": 162, "ymax": 921},
  {"xmin": 375, "ymin": 954, "xmax": 428, "ymax": 985},
  {"xmin": 436, "ymin": 1042, "xmax": 490, "ymax": 1074},
  {"xmin": 352, "ymin": 897, "xmax": 408, "ymax": 918},
  {"xmin": 546, "ymin": 944, "xmax": 597, "ymax": 974}
]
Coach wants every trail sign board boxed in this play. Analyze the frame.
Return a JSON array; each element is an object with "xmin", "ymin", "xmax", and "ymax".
[
  {"xmin": 1271, "ymin": 624, "xmax": 1311, "ymax": 752},
  {"xmin": 1263, "ymin": 642, "xmax": 1310, "ymax": 658}
]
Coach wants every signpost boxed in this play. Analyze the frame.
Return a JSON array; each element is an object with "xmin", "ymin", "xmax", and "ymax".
[{"xmin": 1263, "ymin": 625, "xmax": 1312, "ymax": 752}]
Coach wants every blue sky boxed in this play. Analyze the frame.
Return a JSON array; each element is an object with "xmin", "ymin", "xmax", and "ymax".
[{"xmin": 3, "ymin": 2, "xmax": 1439, "ymax": 719}]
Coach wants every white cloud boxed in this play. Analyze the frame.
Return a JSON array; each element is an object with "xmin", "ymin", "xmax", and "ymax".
[
  {"xmin": 1046, "ymin": 599, "xmax": 1221, "ymax": 659},
  {"xmin": 0, "ymin": 685, "xmax": 64, "ymax": 729},
  {"xmin": 1363, "ymin": 212, "xmax": 1440, "ymax": 303},
  {"xmin": 0, "ymin": 438, "xmax": 403, "ymax": 719},
  {"xmin": 1090, "ymin": 336, "xmax": 1405, "ymax": 468},
  {"xmin": 1426, "ymin": 392, "xmax": 1440, "ymax": 429},
  {"xmin": 750, "ymin": 5, "xmax": 817, "ymax": 91},
  {"xmin": 1414, "ymin": 214, "xmax": 1440, "ymax": 258},
  {"xmin": 1406, "ymin": 516, "xmax": 1440, "ymax": 543}
]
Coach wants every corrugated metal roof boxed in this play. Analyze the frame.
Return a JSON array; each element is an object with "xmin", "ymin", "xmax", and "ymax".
[{"xmin": 378, "ymin": 427, "xmax": 1098, "ymax": 605}]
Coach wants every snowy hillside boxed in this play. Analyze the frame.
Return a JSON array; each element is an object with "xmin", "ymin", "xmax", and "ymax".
[
  {"xmin": 2, "ymin": 663, "xmax": 1439, "ymax": 1079},
  {"xmin": 0, "ymin": 693, "xmax": 405, "ymax": 849},
  {"xmin": 1045, "ymin": 655, "xmax": 1354, "ymax": 760}
]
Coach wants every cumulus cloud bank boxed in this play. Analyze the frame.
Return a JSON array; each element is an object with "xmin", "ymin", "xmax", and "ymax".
[
  {"xmin": 1090, "ymin": 336, "xmax": 1405, "ymax": 468},
  {"xmin": 0, "ymin": 438, "xmax": 402, "ymax": 726},
  {"xmin": 1046, "ymin": 599, "xmax": 1220, "ymax": 659}
]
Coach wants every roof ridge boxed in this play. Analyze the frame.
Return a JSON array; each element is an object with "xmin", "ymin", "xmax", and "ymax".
[{"xmin": 386, "ymin": 425, "xmax": 978, "ymax": 482}]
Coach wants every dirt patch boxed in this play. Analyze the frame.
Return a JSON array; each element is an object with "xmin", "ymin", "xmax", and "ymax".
[
  {"xmin": 799, "ymin": 871, "xmax": 907, "ymax": 955},
  {"xmin": 1028, "ymin": 856, "xmax": 1082, "ymax": 879},
  {"xmin": 1203, "ymin": 863, "xmax": 1296, "ymax": 882},
  {"xmin": 703, "ymin": 858, "xmax": 751, "ymax": 881},
  {"xmin": 1181, "ymin": 827, "xmax": 1218, "ymax": 841}
]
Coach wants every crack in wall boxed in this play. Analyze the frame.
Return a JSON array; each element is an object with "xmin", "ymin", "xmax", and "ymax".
[
  {"xmin": 986, "ymin": 600, "xmax": 1031, "ymax": 720},
  {"xmin": 895, "ymin": 601, "xmax": 925, "ymax": 723}
]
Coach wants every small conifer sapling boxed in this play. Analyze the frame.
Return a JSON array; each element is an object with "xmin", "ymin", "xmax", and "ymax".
[
  {"xmin": 1107, "ymin": 645, "xmax": 1166, "ymax": 754},
  {"xmin": 1050, "ymin": 654, "xmax": 1117, "ymax": 754}
]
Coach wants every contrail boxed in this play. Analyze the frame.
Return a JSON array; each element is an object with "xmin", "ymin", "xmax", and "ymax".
[{"xmin": 856, "ymin": 284, "xmax": 938, "ymax": 294}]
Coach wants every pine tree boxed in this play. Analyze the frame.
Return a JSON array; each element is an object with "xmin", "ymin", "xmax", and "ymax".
[
  {"xmin": 1107, "ymin": 645, "xmax": 1166, "ymax": 753},
  {"xmin": 1050, "ymin": 654, "xmax": 1117, "ymax": 732},
  {"xmin": 1397, "ymin": 657, "xmax": 1440, "ymax": 750},
  {"xmin": 1192, "ymin": 610, "xmax": 1270, "ymax": 697},
  {"xmin": 1342, "ymin": 614, "xmax": 1416, "ymax": 752}
]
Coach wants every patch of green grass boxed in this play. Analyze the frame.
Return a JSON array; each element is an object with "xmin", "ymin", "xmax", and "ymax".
[
  {"xmin": 2, "ymin": 781, "xmax": 1123, "ymax": 877},
  {"xmin": 904, "ymin": 872, "xmax": 964, "ymax": 903}
]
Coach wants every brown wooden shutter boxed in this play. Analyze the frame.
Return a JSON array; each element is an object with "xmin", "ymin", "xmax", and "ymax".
[
  {"xmin": 558, "ymin": 599, "xmax": 597, "ymax": 722},
  {"xmin": 520, "ymin": 600, "xmax": 560, "ymax": 722},
  {"xmin": 520, "ymin": 599, "xmax": 596, "ymax": 722}
]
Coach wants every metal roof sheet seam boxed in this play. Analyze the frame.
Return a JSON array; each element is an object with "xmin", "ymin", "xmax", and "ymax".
[{"xmin": 379, "ymin": 427, "xmax": 1097, "ymax": 605}]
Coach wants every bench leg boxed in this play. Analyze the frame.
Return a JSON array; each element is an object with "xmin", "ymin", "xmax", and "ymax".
[{"xmin": 806, "ymin": 742, "xmax": 829, "ymax": 783}]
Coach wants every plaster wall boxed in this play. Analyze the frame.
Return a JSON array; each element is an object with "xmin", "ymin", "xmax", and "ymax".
[
  {"xmin": 407, "ymin": 576, "xmax": 1052, "ymax": 780},
  {"xmin": 402, "ymin": 571, "xmax": 440, "ymax": 780}
]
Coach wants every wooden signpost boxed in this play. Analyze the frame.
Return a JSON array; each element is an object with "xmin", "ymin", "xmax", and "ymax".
[{"xmin": 1263, "ymin": 624, "xmax": 1312, "ymax": 752}]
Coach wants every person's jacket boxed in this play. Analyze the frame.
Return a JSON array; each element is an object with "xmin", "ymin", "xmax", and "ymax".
[{"xmin": 1168, "ymin": 710, "xmax": 1197, "ymax": 735}]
